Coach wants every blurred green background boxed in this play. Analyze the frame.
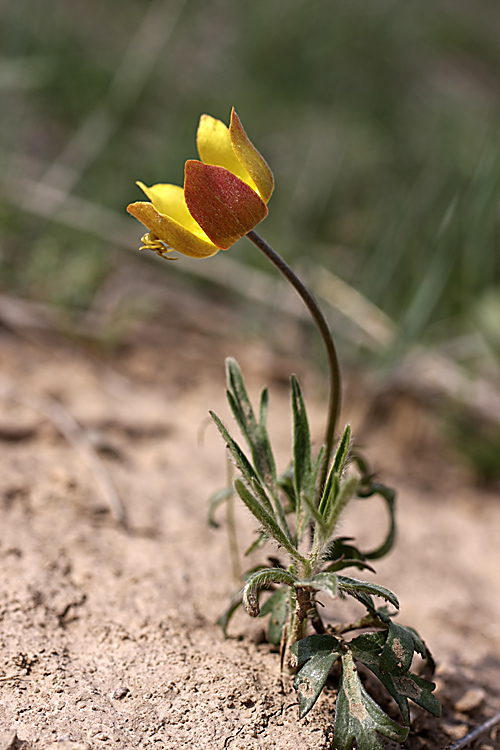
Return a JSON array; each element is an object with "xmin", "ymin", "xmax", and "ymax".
[{"xmin": 2, "ymin": 0, "xmax": 500, "ymax": 366}]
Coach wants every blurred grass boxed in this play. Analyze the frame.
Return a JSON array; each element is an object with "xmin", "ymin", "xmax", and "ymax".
[{"xmin": 1, "ymin": 0, "xmax": 500, "ymax": 361}]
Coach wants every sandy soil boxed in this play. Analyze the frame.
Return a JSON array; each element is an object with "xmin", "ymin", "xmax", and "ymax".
[{"xmin": 1, "ymin": 272, "xmax": 500, "ymax": 749}]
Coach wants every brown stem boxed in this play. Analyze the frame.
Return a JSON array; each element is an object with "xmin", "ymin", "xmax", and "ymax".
[{"xmin": 245, "ymin": 230, "xmax": 342, "ymax": 499}]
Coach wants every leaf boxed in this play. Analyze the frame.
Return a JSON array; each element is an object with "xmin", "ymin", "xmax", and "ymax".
[
  {"xmin": 207, "ymin": 485, "xmax": 234, "ymax": 528},
  {"xmin": 357, "ymin": 482, "xmax": 396, "ymax": 560},
  {"xmin": 337, "ymin": 575, "xmax": 399, "ymax": 610},
  {"xmin": 291, "ymin": 633, "xmax": 342, "ymax": 666},
  {"xmin": 349, "ymin": 631, "xmax": 441, "ymax": 724},
  {"xmin": 291, "ymin": 635, "xmax": 342, "ymax": 718},
  {"xmin": 217, "ymin": 591, "xmax": 243, "ymax": 636},
  {"xmin": 243, "ymin": 568, "xmax": 297, "ymax": 616},
  {"xmin": 318, "ymin": 424, "xmax": 351, "ymax": 517},
  {"xmin": 234, "ymin": 479, "xmax": 304, "ymax": 563},
  {"xmin": 210, "ymin": 411, "xmax": 274, "ymax": 514},
  {"xmin": 291, "ymin": 376, "xmax": 312, "ymax": 514},
  {"xmin": 380, "ymin": 621, "xmax": 415, "ymax": 675},
  {"xmin": 259, "ymin": 587, "xmax": 289, "ymax": 646},
  {"xmin": 225, "ymin": 358, "xmax": 277, "ymax": 488},
  {"xmin": 310, "ymin": 571, "xmax": 338, "ymax": 599},
  {"xmin": 334, "ymin": 650, "xmax": 409, "ymax": 750},
  {"xmin": 322, "ymin": 537, "xmax": 376, "ymax": 573}
]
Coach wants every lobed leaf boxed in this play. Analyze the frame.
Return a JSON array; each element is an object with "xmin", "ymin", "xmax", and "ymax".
[
  {"xmin": 291, "ymin": 375, "xmax": 312, "ymax": 517},
  {"xmin": 310, "ymin": 571, "xmax": 338, "ymax": 599},
  {"xmin": 337, "ymin": 575, "xmax": 399, "ymax": 610},
  {"xmin": 243, "ymin": 568, "xmax": 297, "ymax": 617},
  {"xmin": 291, "ymin": 635, "xmax": 342, "ymax": 717},
  {"xmin": 233, "ymin": 479, "xmax": 302, "ymax": 562},
  {"xmin": 334, "ymin": 650, "xmax": 409, "ymax": 750},
  {"xmin": 259, "ymin": 586, "xmax": 289, "ymax": 646}
]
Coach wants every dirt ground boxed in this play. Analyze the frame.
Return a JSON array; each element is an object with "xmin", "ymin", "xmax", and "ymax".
[{"xmin": 1, "ymin": 268, "xmax": 500, "ymax": 750}]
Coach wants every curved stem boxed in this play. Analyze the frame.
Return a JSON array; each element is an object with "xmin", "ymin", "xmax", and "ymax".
[{"xmin": 246, "ymin": 230, "xmax": 342, "ymax": 497}]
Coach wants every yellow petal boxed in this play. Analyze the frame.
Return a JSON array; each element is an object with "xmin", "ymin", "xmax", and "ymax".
[
  {"xmin": 184, "ymin": 161, "xmax": 268, "ymax": 250},
  {"xmin": 127, "ymin": 201, "xmax": 219, "ymax": 259},
  {"xmin": 136, "ymin": 181, "xmax": 210, "ymax": 241},
  {"xmin": 229, "ymin": 109, "xmax": 274, "ymax": 204},
  {"xmin": 196, "ymin": 115, "xmax": 257, "ymax": 192}
]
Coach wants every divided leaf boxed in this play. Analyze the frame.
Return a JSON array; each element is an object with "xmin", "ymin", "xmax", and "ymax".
[
  {"xmin": 234, "ymin": 479, "xmax": 303, "ymax": 563},
  {"xmin": 334, "ymin": 650, "xmax": 409, "ymax": 750},
  {"xmin": 337, "ymin": 575, "xmax": 399, "ymax": 610},
  {"xmin": 291, "ymin": 375, "xmax": 313, "ymax": 516},
  {"xmin": 310, "ymin": 571, "xmax": 338, "ymax": 599},
  {"xmin": 243, "ymin": 567, "xmax": 297, "ymax": 617},
  {"xmin": 259, "ymin": 587, "xmax": 289, "ymax": 645},
  {"xmin": 291, "ymin": 635, "xmax": 342, "ymax": 717},
  {"xmin": 350, "ymin": 631, "xmax": 441, "ymax": 725},
  {"xmin": 226, "ymin": 358, "xmax": 277, "ymax": 488}
]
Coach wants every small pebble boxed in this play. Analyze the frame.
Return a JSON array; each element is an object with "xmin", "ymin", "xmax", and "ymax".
[
  {"xmin": 442, "ymin": 723, "xmax": 469, "ymax": 741},
  {"xmin": 112, "ymin": 686, "xmax": 129, "ymax": 700},
  {"xmin": 454, "ymin": 687, "xmax": 486, "ymax": 713}
]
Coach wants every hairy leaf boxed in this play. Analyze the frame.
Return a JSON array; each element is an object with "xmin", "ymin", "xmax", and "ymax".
[
  {"xmin": 259, "ymin": 587, "xmax": 289, "ymax": 646},
  {"xmin": 233, "ymin": 479, "xmax": 303, "ymax": 562},
  {"xmin": 349, "ymin": 631, "xmax": 441, "ymax": 724},
  {"xmin": 310, "ymin": 571, "xmax": 338, "ymax": 599},
  {"xmin": 291, "ymin": 635, "xmax": 342, "ymax": 717},
  {"xmin": 207, "ymin": 485, "xmax": 234, "ymax": 528},
  {"xmin": 291, "ymin": 375, "xmax": 312, "ymax": 519},
  {"xmin": 380, "ymin": 621, "xmax": 415, "ymax": 675},
  {"xmin": 225, "ymin": 358, "xmax": 277, "ymax": 487},
  {"xmin": 334, "ymin": 650, "xmax": 409, "ymax": 750},
  {"xmin": 210, "ymin": 411, "xmax": 274, "ymax": 513},
  {"xmin": 337, "ymin": 575, "xmax": 399, "ymax": 610},
  {"xmin": 243, "ymin": 568, "xmax": 297, "ymax": 616},
  {"xmin": 357, "ymin": 482, "xmax": 396, "ymax": 560}
]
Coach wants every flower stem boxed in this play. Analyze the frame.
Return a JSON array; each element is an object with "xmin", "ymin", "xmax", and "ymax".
[{"xmin": 246, "ymin": 230, "xmax": 342, "ymax": 497}]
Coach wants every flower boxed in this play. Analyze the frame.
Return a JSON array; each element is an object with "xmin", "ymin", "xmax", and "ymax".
[{"xmin": 127, "ymin": 108, "xmax": 274, "ymax": 259}]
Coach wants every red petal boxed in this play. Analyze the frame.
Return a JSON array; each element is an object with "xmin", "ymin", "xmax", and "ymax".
[{"xmin": 184, "ymin": 161, "xmax": 268, "ymax": 249}]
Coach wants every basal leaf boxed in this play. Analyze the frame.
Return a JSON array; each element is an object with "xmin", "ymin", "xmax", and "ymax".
[
  {"xmin": 291, "ymin": 633, "xmax": 342, "ymax": 666},
  {"xmin": 291, "ymin": 375, "xmax": 312, "ymax": 515},
  {"xmin": 259, "ymin": 586, "xmax": 289, "ymax": 646},
  {"xmin": 334, "ymin": 650, "xmax": 409, "ymax": 750},
  {"xmin": 357, "ymin": 482, "xmax": 396, "ymax": 561},
  {"xmin": 337, "ymin": 575, "xmax": 399, "ymax": 610},
  {"xmin": 233, "ymin": 479, "xmax": 303, "ymax": 563},
  {"xmin": 380, "ymin": 621, "xmax": 415, "ymax": 675},
  {"xmin": 291, "ymin": 635, "xmax": 342, "ymax": 718},
  {"xmin": 243, "ymin": 568, "xmax": 297, "ymax": 617},
  {"xmin": 207, "ymin": 485, "xmax": 234, "ymax": 528},
  {"xmin": 310, "ymin": 571, "xmax": 338, "ymax": 599}
]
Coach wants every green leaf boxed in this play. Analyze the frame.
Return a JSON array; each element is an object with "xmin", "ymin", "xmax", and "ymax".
[
  {"xmin": 291, "ymin": 634, "xmax": 342, "ymax": 666},
  {"xmin": 349, "ymin": 631, "xmax": 441, "ymax": 724},
  {"xmin": 357, "ymin": 482, "xmax": 396, "ymax": 560},
  {"xmin": 291, "ymin": 635, "xmax": 342, "ymax": 718},
  {"xmin": 337, "ymin": 575, "xmax": 399, "ymax": 610},
  {"xmin": 291, "ymin": 375, "xmax": 312, "ymax": 517},
  {"xmin": 334, "ymin": 650, "xmax": 409, "ymax": 750},
  {"xmin": 216, "ymin": 591, "xmax": 243, "ymax": 636},
  {"xmin": 225, "ymin": 358, "xmax": 277, "ymax": 488},
  {"xmin": 234, "ymin": 479, "xmax": 304, "ymax": 563},
  {"xmin": 243, "ymin": 567, "xmax": 297, "ymax": 616},
  {"xmin": 259, "ymin": 587, "xmax": 289, "ymax": 646},
  {"xmin": 380, "ymin": 621, "xmax": 415, "ymax": 675},
  {"xmin": 207, "ymin": 485, "xmax": 234, "ymax": 528},
  {"xmin": 322, "ymin": 537, "xmax": 376, "ymax": 573},
  {"xmin": 210, "ymin": 411, "xmax": 274, "ymax": 513},
  {"xmin": 310, "ymin": 571, "xmax": 338, "ymax": 599},
  {"xmin": 332, "ymin": 423, "xmax": 352, "ymax": 475}
]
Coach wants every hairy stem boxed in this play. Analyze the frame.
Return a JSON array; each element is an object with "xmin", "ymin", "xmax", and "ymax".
[{"xmin": 246, "ymin": 230, "xmax": 342, "ymax": 498}]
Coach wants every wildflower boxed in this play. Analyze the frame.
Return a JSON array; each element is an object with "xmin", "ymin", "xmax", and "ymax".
[{"xmin": 127, "ymin": 109, "xmax": 274, "ymax": 259}]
